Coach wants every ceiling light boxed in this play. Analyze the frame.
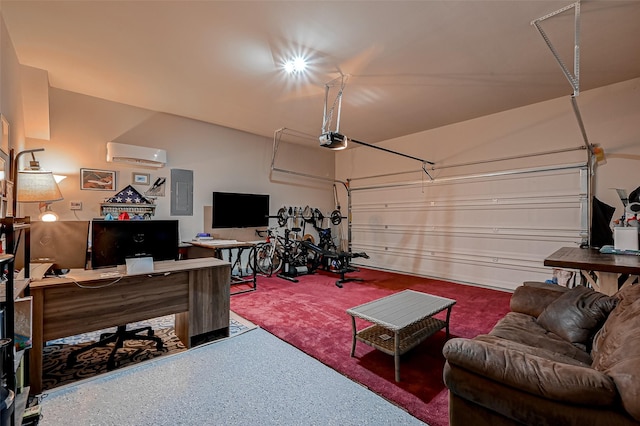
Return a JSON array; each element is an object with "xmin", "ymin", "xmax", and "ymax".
[{"xmin": 283, "ymin": 57, "xmax": 307, "ymax": 74}]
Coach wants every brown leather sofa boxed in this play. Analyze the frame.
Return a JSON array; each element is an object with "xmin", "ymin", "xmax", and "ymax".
[{"xmin": 442, "ymin": 281, "xmax": 640, "ymax": 426}]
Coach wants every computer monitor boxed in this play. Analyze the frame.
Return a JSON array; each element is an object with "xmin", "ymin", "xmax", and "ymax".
[
  {"xmin": 90, "ymin": 220, "xmax": 179, "ymax": 269},
  {"xmin": 15, "ymin": 221, "xmax": 90, "ymax": 271}
]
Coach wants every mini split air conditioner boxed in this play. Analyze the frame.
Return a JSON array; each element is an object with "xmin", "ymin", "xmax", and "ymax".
[{"xmin": 106, "ymin": 142, "xmax": 167, "ymax": 168}]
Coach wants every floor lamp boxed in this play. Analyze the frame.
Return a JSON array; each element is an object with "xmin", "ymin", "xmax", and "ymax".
[{"xmin": 13, "ymin": 148, "xmax": 63, "ymax": 220}]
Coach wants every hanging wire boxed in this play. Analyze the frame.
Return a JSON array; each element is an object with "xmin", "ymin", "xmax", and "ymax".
[
  {"xmin": 321, "ymin": 75, "xmax": 348, "ymax": 134},
  {"xmin": 333, "ymin": 183, "xmax": 341, "ymax": 210}
]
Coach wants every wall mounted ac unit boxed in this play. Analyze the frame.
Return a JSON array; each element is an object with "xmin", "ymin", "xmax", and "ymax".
[{"xmin": 106, "ymin": 142, "xmax": 167, "ymax": 167}]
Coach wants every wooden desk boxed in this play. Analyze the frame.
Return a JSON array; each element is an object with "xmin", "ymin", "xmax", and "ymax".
[
  {"xmin": 29, "ymin": 258, "xmax": 231, "ymax": 395},
  {"xmin": 544, "ymin": 246, "xmax": 640, "ymax": 295}
]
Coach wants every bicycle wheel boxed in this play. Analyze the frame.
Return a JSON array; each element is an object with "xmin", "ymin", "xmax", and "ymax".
[
  {"xmin": 270, "ymin": 239, "xmax": 287, "ymax": 275},
  {"xmin": 270, "ymin": 248, "xmax": 283, "ymax": 275},
  {"xmin": 253, "ymin": 243, "xmax": 273, "ymax": 275},
  {"xmin": 254, "ymin": 243, "xmax": 283, "ymax": 276}
]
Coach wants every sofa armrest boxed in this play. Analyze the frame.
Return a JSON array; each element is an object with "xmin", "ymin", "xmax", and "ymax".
[
  {"xmin": 510, "ymin": 283, "xmax": 568, "ymax": 317},
  {"xmin": 443, "ymin": 338, "xmax": 617, "ymax": 406}
]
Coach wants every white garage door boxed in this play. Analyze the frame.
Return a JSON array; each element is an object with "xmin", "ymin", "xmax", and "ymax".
[{"xmin": 348, "ymin": 164, "xmax": 588, "ymax": 291}]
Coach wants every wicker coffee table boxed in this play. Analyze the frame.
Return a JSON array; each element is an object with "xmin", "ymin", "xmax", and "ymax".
[{"xmin": 347, "ymin": 289, "xmax": 456, "ymax": 382}]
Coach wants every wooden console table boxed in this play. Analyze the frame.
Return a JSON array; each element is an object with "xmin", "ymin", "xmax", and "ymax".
[
  {"xmin": 544, "ymin": 246, "xmax": 640, "ymax": 295},
  {"xmin": 29, "ymin": 258, "xmax": 230, "ymax": 394},
  {"xmin": 187, "ymin": 240, "xmax": 257, "ymax": 294}
]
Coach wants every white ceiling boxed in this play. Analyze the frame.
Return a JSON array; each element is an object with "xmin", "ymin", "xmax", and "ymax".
[{"xmin": 3, "ymin": 1, "xmax": 640, "ymax": 146}]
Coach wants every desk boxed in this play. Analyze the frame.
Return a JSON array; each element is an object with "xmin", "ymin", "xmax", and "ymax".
[
  {"xmin": 29, "ymin": 258, "xmax": 230, "ymax": 395},
  {"xmin": 187, "ymin": 240, "xmax": 257, "ymax": 294},
  {"xmin": 544, "ymin": 247, "xmax": 640, "ymax": 295}
]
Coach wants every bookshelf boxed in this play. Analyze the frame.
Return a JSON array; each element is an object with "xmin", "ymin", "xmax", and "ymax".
[{"xmin": 0, "ymin": 217, "xmax": 32, "ymax": 425}]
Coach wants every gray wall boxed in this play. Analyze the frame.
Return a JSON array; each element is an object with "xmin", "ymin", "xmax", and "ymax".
[{"xmin": 23, "ymin": 88, "xmax": 336, "ymax": 242}]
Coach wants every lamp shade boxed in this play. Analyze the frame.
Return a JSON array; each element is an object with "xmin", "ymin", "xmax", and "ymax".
[{"xmin": 17, "ymin": 170, "xmax": 64, "ymax": 202}]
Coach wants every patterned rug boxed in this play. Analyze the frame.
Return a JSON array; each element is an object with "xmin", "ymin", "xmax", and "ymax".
[{"xmin": 42, "ymin": 313, "xmax": 255, "ymax": 392}]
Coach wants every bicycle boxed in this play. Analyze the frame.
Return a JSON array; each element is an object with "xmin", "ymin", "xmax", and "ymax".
[
  {"xmin": 253, "ymin": 228, "xmax": 283, "ymax": 276},
  {"xmin": 276, "ymin": 227, "xmax": 320, "ymax": 282},
  {"xmin": 254, "ymin": 227, "xmax": 320, "ymax": 280}
]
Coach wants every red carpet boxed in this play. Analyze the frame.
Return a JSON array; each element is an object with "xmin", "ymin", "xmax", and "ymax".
[{"xmin": 230, "ymin": 268, "xmax": 512, "ymax": 426}]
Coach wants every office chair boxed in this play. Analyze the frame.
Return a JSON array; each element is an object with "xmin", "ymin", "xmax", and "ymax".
[{"xmin": 67, "ymin": 324, "xmax": 164, "ymax": 371}]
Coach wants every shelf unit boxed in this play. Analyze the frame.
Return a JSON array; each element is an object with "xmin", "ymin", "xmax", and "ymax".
[
  {"xmin": 1, "ymin": 217, "xmax": 32, "ymax": 426},
  {"xmin": 99, "ymin": 202, "xmax": 156, "ymax": 218}
]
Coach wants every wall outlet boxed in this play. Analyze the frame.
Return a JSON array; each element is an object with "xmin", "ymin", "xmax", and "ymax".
[{"xmin": 70, "ymin": 201, "xmax": 82, "ymax": 210}]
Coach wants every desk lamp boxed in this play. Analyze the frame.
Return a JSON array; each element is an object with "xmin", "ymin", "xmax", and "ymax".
[{"xmin": 13, "ymin": 149, "xmax": 63, "ymax": 221}]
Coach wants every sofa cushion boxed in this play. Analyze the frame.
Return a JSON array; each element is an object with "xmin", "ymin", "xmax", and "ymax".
[
  {"xmin": 510, "ymin": 283, "xmax": 568, "ymax": 318},
  {"xmin": 536, "ymin": 285, "xmax": 618, "ymax": 347},
  {"xmin": 474, "ymin": 334, "xmax": 590, "ymax": 368},
  {"xmin": 489, "ymin": 312, "xmax": 593, "ymax": 365},
  {"xmin": 591, "ymin": 284, "xmax": 640, "ymax": 422},
  {"xmin": 592, "ymin": 284, "xmax": 640, "ymax": 368},
  {"xmin": 443, "ymin": 338, "xmax": 618, "ymax": 406}
]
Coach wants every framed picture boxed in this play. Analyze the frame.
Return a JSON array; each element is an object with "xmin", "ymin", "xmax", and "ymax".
[
  {"xmin": 132, "ymin": 172, "xmax": 150, "ymax": 185},
  {"xmin": 0, "ymin": 114, "xmax": 8, "ymax": 156},
  {"xmin": 80, "ymin": 168, "xmax": 116, "ymax": 191}
]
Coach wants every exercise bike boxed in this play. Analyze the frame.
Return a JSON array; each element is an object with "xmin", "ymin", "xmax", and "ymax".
[
  {"xmin": 276, "ymin": 227, "xmax": 317, "ymax": 283},
  {"xmin": 303, "ymin": 224, "xmax": 369, "ymax": 288}
]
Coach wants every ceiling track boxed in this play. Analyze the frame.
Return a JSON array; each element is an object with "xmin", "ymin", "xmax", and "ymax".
[
  {"xmin": 532, "ymin": 0, "xmax": 593, "ymax": 155},
  {"xmin": 532, "ymin": 0, "xmax": 598, "ymax": 247},
  {"xmin": 321, "ymin": 76, "xmax": 347, "ymax": 135},
  {"xmin": 271, "ymin": 127, "xmax": 347, "ymax": 186},
  {"xmin": 320, "ymin": 75, "xmax": 435, "ymax": 177},
  {"xmin": 348, "ymin": 162, "xmax": 588, "ymax": 192},
  {"xmin": 532, "ymin": 1, "xmax": 581, "ymax": 95}
]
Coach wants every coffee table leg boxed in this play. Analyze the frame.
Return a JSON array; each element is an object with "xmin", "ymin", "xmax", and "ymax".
[
  {"xmin": 394, "ymin": 332, "xmax": 401, "ymax": 382},
  {"xmin": 350, "ymin": 316, "xmax": 357, "ymax": 357},
  {"xmin": 445, "ymin": 306, "xmax": 453, "ymax": 339}
]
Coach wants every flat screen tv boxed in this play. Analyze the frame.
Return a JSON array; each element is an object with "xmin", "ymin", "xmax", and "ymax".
[
  {"xmin": 212, "ymin": 191, "xmax": 269, "ymax": 228},
  {"xmin": 91, "ymin": 220, "xmax": 179, "ymax": 269}
]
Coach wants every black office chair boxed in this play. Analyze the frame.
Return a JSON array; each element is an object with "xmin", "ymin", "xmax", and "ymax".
[{"xmin": 67, "ymin": 324, "xmax": 163, "ymax": 371}]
